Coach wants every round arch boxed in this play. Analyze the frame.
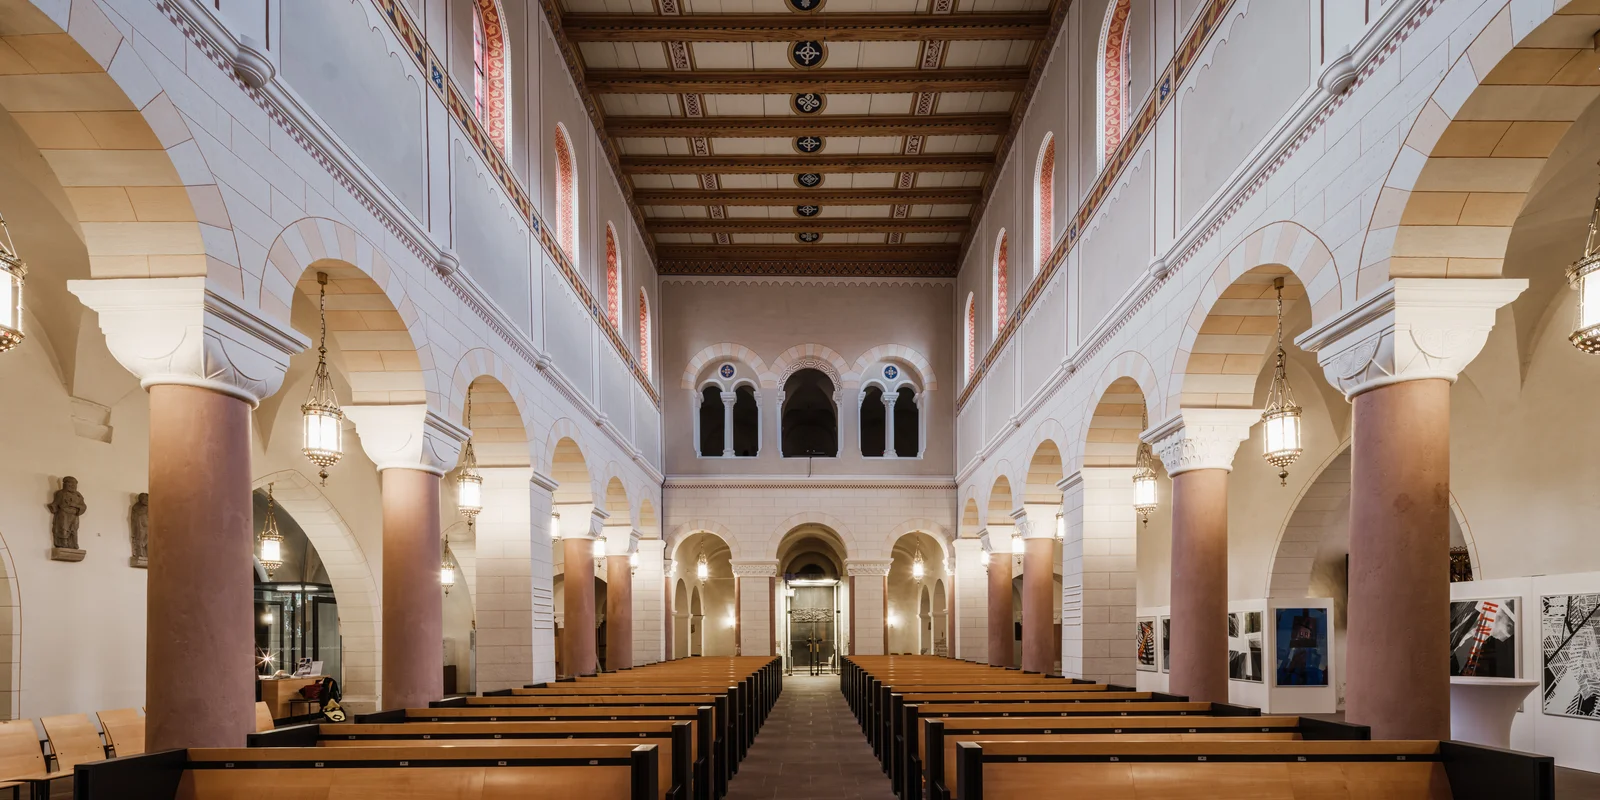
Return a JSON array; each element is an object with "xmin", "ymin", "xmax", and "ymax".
[
  {"xmin": 768, "ymin": 344, "xmax": 849, "ymax": 389},
  {"xmin": 448, "ymin": 351, "xmax": 538, "ymax": 468},
  {"xmin": 681, "ymin": 342, "xmax": 773, "ymax": 389},
  {"xmin": 850, "ymin": 344, "xmax": 938, "ymax": 391}
]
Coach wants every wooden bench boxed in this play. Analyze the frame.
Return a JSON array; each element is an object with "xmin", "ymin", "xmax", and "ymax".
[
  {"xmin": 920, "ymin": 715, "xmax": 1369, "ymax": 800},
  {"xmin": 75, "ymin": 743, "xmax": 660, "ymax": 800},
  {"xmin": 949, "ymin": 739, "xmax": 1555, "ymax": 800},
  {"xmin": 249, "ymin": 720, "xmax": 697, "ymax": 800}
]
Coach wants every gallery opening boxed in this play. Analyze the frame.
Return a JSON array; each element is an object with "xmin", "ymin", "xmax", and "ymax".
[{"xmin": 0, "ymin": 0, "xmax": 1596, "ymax": 797}]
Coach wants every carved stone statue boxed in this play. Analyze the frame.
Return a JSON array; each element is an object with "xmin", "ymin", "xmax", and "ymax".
[
  {"xmin": 47, "ymin": 476, "xmax": 87, "ymax": 562},
  {"xmin": 129, "ymin": 493, "xmax": 149, "ymax": 568}
]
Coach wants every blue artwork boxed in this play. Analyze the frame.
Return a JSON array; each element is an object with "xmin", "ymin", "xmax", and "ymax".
[{"xmin": 1274, "ymin": 607, "xmax": 1329, "ymax": 687}]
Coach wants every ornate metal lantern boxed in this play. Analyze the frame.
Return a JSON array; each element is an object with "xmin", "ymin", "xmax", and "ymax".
[
  {"xmin": 1055, "ymin": 511, "xmax": 1065, "ymax": 541},
  {"xmin": 980, "ymin": 548, "xmax": 991, "ymax": 567},
  {"xmin": 1131, "ymin": 443, "xmax": 1158, "ymax": 525},
  {"xmin": 441, "ymin": 543, "xmax": 456, "ymax": 595},
  {"xmin": 457, "ymin": 396, "xmax": 483, "ymax": 522},
  {"xmin": 258, "ymin": 483, "xmax": 284, "ymax": 579},
  {"xmin": 301, "ymin": 272, "xmax": 343, "ymax": 485},
  {"xmin": 1011, "ymin": 532, "xmax": 1024, "ymax": 555},
  {"xmin": 592, "ymin": 536, "xmax": 606, "ymax": 559},
  {"xmin": 911, "ymin": 548, "xmax": 925, "ymax": 581},
  {"xmin": 696, "ymin": 551, "xmax": 709, "ymax": 581},
  {"xmin": 1569, "ymin": 180, "xmax": 1600, "ymax": 353},
  {"xmin": 550, "ymin": 510, "xmax": 562, "ymax": 540},
  {"xmin": 629, "ymin": 551, "xmax": 639, "ymax": 574},
  {"xmin": 1261, "ymin": 277, "xmax": 1303, "ymax": 484},
  {"xmin": 0, "ymin": 216, "xmax": 27, "ymax": 354}
]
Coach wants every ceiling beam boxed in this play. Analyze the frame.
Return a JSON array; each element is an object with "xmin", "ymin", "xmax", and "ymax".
[
  {"xmin": 634, "ymin": 188, "xmax": 982, "ymax": 206},
  {"xmin": 584, "ymin": 68, "xmax": 1027, "ymax": 95},
  {"xmin": 620, "ymin": 153, "xmax": 994, "ymax": 174},
  {"xmin": 646, "ymin": 217, "xmax": 970, "ymax": 234},
  {"xmin": 561, "ymin": 12, "xmax": 1053, "ymax": 42},
  {"xmin": 606, "ymin": 113, "xmax": 1012, "ymax": 139},
  {"xmin": 657, "ymin": 244, "xmax": 959, "ymax": 260}
]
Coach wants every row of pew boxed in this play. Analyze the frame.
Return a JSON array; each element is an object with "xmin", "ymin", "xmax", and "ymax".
[
  {"xmin": 842, "ymin": 655, "xmax": 1555, "ymax": 800},
  {"xmin": 77, "ymin": 656, "xmax": 781, "ymax": 800}
]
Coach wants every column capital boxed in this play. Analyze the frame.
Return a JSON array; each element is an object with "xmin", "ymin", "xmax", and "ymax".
[
  {"xmin": 1056, "ymin": 471, "xmax": 1085, "ymax": 494},
  {"xmin": 530, "ymin": 470, "xmax": 559, "ymax": 493},
  {"xmin": 69, "ymin": 277, "xmax": 310, "ymax": 406},
  {"xmin": 719, "ymin": 391, "xmax": 738, "ymax": 405},
  {"xmin": 1296, "ymin": 278, "xmax": 1527, "ymax": 399},
  {"xmin": 1144, "ymin": 408, "xmax": 1260, "ymax": 477},
  {"xmin": 730, "ymin": 560, "xmax": 780, "ymax": 578},
  {"xmin": 881, "ymin": 392, "xmax": 898, "ymax": 408},
  {"xmin": 844, "ymin": 559, "xmax": 892, "ymax": 577},
  {"xmin": 604, "ymin": 526, "xmax": 641, "ymax": 557},
  {"xmin": 344, "ymin": 404, "xmax": 468, "ymax": 475}
]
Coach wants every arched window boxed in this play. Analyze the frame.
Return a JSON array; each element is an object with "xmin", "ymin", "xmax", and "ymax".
[
  {"xmin": 992, "ymin": 231, "xmax": 1009, "ymax": 336},
  {"xmin": 732, "ymin": 386, "xmax": 759, "ymax": 456},
  {"xmin": 963, "ymin": 293, "xmax": 976, "ymax": 382},
  {"xmin": 1097, "ymin": 0, "xmax": 1133, "ymax": 168},
  {"xmin": 554, "ymin": 124, "xmax": 578, "ymax": 260},
  {"xmin": 698, "ymin": 386, "xmax": 725, "ymax": 457},
  {"xmin": 638, "ymin": 289, "xmax": 652, "ymax": 378},
  {"xmin": 605, "ymin": 224, "xmax": 621, "ymax": 327},
  {"xmin": 893, "ymin": 386, "xmax": 919, "ymax": 457},
  {"xmin": 1035, "ymin": 134, "xmax": 1055, "ymax": 272},
  {"xmin": 860, "ymin": 385, "xmax": 887, "ymax": 458},
  {"xmin": 781, "ymin": 368, "xmax": 837, "ymax": 458},
  {"xmin": 471, "ymin": 0, "xmax": 509, "ymax": 154}
]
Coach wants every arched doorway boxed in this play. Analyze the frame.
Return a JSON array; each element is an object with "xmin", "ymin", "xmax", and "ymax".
[
  {"xmin": 672, "ymin": 532, "xmax": 734, "ymax": 656},
  {"xmin": 776, "ymin": 525, "xmax": 848, "ymax": 672}
]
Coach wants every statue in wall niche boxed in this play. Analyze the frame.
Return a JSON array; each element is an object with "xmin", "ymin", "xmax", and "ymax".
[
  {"xmin": 47, "ymin": 476, "xmax": 87, "ymax": 562},
  {"xmin": 129, "ymin": 493, "xmax": 149, "ymax": 569}
]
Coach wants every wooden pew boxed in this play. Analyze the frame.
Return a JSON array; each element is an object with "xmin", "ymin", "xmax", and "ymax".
[
  {"xmin": 950, "ymin": 739, "xmax": 1555, "ymax": 800},
  {"xmin": 75, "ymin": 743, "xmax": 661, "ymax": 800},
  {"xmin": 920, "ymin": 715, "xmax": 1369, "ymax": 800},
  {"xmin": 249, "ymin": 720, "xmax": 696, "ymax": 800},
  {"xmin": 95, "ymin": 709, "xmax": 144, "ymax": 757}
]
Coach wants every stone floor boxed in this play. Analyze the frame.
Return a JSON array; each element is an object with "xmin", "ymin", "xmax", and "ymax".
[{"xmin": 725, "ymin": 673, "xmax": 896, "ymax": 800}]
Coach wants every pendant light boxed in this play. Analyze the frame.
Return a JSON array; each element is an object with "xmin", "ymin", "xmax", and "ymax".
[
  {"xmin": 0, "ymin": 216, "xmax": 27, "ymax": 354},
  {"xmin": 1261, "ymin": 277, "xmax": 1303, "ymax": 485},
  {"xmin": 1130, "ymin": 404, "xmax": 1158, "ymax": 525},
  {"xmin": 980, "ymin": 548, "xmax": 991, "ymax": 567},
  {"xmin": 696, "ymin": 551, "xmax": 709, "ymax": 581},
  {"xmin": 302, "ymin": 272, "xmax": 343, "ymax": 486},
  {"xmin": 911, "ymin": 548, "xmax": 925, "ymax": 582},
  {"xmin": 1568, "ymin": 175, "xmax": 1600, "ymax": 353},
  {"xmin": 441, "ymin": 542, "xmax": 456, "ymax": 595},
  {"xmin": 629, "ymin": 551, "xmax": 640, "ymax": 575},
  {"xmin": 258, "ymin": 482, "xmax": 284, "ymax": 579},
  {"xmin": 457, "ymin": 395, "xmax": 483, "ymax": 523},
  {"xmin": 1011, "ymin": 531, "xmax": 1024, "ymax": 555},
  {"xmin": 592, "ymin": 536, "xmax": 606, "ymax": 559},
  {"xmin": 1055, "ymin": 511, "xmax": 1065, "ymax": 541},
  {"xmin": 550, "ymin": 510, "xmax": 562, "ymax": 540}
]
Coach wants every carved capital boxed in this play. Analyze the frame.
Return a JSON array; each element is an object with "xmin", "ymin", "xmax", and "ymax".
[
  {"xmin": 845, "ymin": 559, "xmax": 892, "ymax": 577},
  {"xmin": 1296, "ymin": 278, "xmax": 1527, "ymax": 400},
  {"xmin": 344, "ymin": 403, "xmax": 469, "ymax": 475},
  {"xmin": 730, "ymin": 560, "xmax": 780, "ymax": 578},
  {"xmin": 720, "ymin": 391, "xmax": 738, "ymax": 406},
  {"xmin": 1143, "ymin": 408, "xmax": 1260, "ymax": 477},
  {"xmin": 69, "ymin": 277, "xmax": 309, "ymax": 406}
]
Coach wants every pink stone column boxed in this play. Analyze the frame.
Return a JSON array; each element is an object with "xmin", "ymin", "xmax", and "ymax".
[
  {"xmin": 607, "ymin": 555, "xmax": 634, "ymax": 670},
  {"xmin": 146, "ymin": 384, "xmax": 255, "ymax": 750},
  {"xmin": 563, "ymin": 539, "xmax": 598, "ymax": 676},
  {"xmin": 987, "ymin": 550, "xmax": 1013, "ymax": 668},
  {"xmin": 664, "ymin": 574, "xmax": 675, "ymax": 660},
  {"xmin": 1167, "ymin": 468, "xmax": 1230, "ymax": 703},
  {"xmin": 1345, "ymin": 379, "xmax": 1452, "ymax": 739},
  {"xmin": 381, "ymin": 468, "xmax": 445, "ymax": 709},
  {"xmin": 1021, "ymin": 537, "xmax": 1055, "ymax": 673}
]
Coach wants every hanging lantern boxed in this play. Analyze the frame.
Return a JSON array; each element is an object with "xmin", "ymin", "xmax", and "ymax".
[
  {"xmin": 1132, "ymin": 445, "xmax": 1159, "ymax": 526},
  {"xmin": 457, "ymin": 395, "xmax": 483, "ymax": 522},
  {"xmin": 0, "ymin": 216, "xmax": 27, "ymax": 354},
  {"xmin": 592, "ymin": 537, "xmax": 606, "ymax": 559},
  {"xmin": 1055, "ymin": 511, "xmax": 1065, "ymax": 541},
  {"xmin": 980, "ymin": 548, "xmax": 991, "ymax": 567},
  {"xmin": 1261, "ymin": 277, "xmax": 1303, "ymax": 485},
  {"xmin": 911, "ymin": 548, "xmax": 925, "ymax": 581},
  {"xmin": 258, "ymin": 483, "xmax": 284, "ymax": 579},
  {"xmin": 441, "ymin": 544, "xmax": 456, "ymax": 595},
  {"xmin": 696, "ymin": 551, "xmax": 710, "ymax": 581},
  {"xmin": 629, "ymin": 550, "xmax": 639, "ymax": 574},
  {"xmin": 1011, "ymin": 532, "xmax": 1024, "ymax": 555},
  {"xmin": 1569, "ymin": 179, "xmax": 1600, "ymax": 352},
  {"xmin": 301, "ymin": 272, "xmax": 343, "ymax": 486},
  {"xmin": 550, "ymin": 510, "xmax": 562, "ymax": 540}
]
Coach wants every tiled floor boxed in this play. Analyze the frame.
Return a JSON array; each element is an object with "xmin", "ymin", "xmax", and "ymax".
[{"xmin": 725, "ymin": 673, "xmax": 896, "ymax": 800}]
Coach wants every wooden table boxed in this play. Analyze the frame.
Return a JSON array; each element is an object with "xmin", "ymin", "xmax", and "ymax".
[{"xmin": 259, "ymin": 677, "xmax": 319, "ymax": 720}]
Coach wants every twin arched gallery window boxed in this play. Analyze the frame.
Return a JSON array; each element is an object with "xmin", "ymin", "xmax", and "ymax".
[
  {"xmin": 781, "ymin": 369, "xmax": 837, "ymax": 458},
  {"xmin": 698, "ymin": 385, "xmax": 759, "ymax": 457}
]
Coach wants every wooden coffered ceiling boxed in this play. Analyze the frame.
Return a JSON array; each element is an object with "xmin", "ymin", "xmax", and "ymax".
[{"xmin": 547, "ymin": 0, "xmax": 1069, "ymax": 277}]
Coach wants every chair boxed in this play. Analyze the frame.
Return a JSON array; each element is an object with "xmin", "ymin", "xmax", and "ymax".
[
  {"xmin": 0, "ymin": 719, "xmax": 47, "ymax": 799},
  {"xmin": 40, "ymin": 714, "xmax": 105, "ymax": 773},
  {"xmin": 94, "ymin": 709, "xmax": 143, "ymax": 757},
  {"xmin": 254, "ymin": 701, "xmax": 274, "ymax": 732}
]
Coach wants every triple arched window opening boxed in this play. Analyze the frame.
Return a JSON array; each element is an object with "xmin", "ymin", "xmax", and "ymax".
[{"xmin": 695, "ymin": 366, "xmax": 923, "ymax": 459}]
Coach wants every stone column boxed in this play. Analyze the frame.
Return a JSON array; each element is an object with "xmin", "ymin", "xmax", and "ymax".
[
  {"xmin": 881, "ymin": 391, "xmax": 898, "ymax": 458},
  {"xmin": 1058, "ymin": 470, "xmax": 1138, "ymax": 684},
  {"xmin": 846, "ymin": 560, "xmax": 891, "ymax": 655},
  {"xmin": 664, "ymin": 561, "xmax": 677, "ymax": 661},
  {"xmin": 72, "ymin": 278, "xmax": 307, "ymax": 749},
  {"xmin": 1019, "ymin": 515, "xmax": 1056, "ymax": 674},
  {"xmin": 1299, "ymin": 277, "xmax": 1524, "ymax": 739},
  {"xmin": 720, "ymin": 391, "xmax": 737, "ymax": 457},
  {"xmin": 345, "ymin": 404, "xmax": 469, "ymax": 710},
  {"xmin": 632, "ymin": 540, "xmax": 666, "ymax": 666},
  {"xmin": 603, "ymin": 524, "xmax": 639, "ymax": 671},
  {"xmin": 732, "ymin": 561, "xmax": 779, "ymax": 656},
  {"xmin": 983, "ymin": 531, "xmax": 1014, "ymax": 668},
  {"xmin": 1146, "ymin": 409, "xmax": 1258, "ymax": 704},
  {"xmin": 472, "ymin": 467, "xmax": 534, "ymax": 692},
  {"xmin": 952, "ymin": 539, "xmax": 988, "ymax": 660},
  {"xmin": 530, "ymin": 473, "xmax": 559, "ymax": 684}
]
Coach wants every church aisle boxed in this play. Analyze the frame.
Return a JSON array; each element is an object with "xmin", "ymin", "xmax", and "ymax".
[{"xmin": 725, "ymin": 674, "xmax": 896, "ymax": 800}]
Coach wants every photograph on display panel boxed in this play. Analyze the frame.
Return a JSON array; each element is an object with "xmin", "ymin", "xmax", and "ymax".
[
  {"xmin": 1136, "ymin": 617, "xmax": 1156, "ymax": 672},
  {"xmin": 1541, "ymin": 593, "xmax": 1600, "ymax": 720},
  {"xmin": 1228, "ymin": 610, "xmax": 1264, "ymax": 682},
  {"xmin": 1450, "ymin": 598, "xmax": 1518, "ymax": 678},
  {"xmin": 1160, "ymin": 615, "xmax": 1169, "ymax": 674},
  {"xmin": 1274, "ymin": 607, "xmax": 1329, "ymax": 687}
]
